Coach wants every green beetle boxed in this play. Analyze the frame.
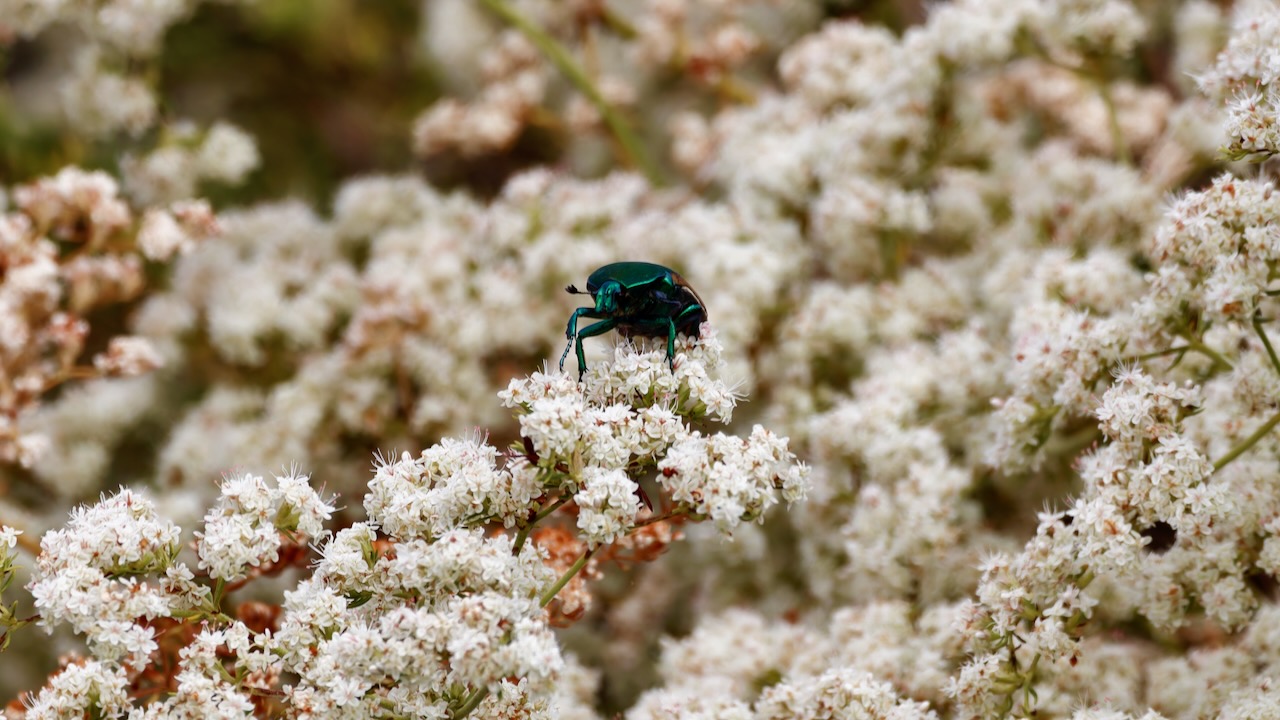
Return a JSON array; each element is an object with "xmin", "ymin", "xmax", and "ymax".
[{"xmin": 559, "ymin": 261, "xmax": 707, "ymax": 380}]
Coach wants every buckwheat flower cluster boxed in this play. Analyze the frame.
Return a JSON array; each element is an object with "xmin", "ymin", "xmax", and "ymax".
[
  {"xmin": 0, "ymin": 167, "xmax": 184, "ymax": 469},
  {"xmin": 416, "ymin": 0, "xmax": 817, "ymax": 169},
  {"xmin": 1033, "ymin": 0, "xmax": 1148, "ymax": 61},
  {"xmin": 658, "ymin": 425, "xmax": 807, "ymax": 536},
  {"xmin": 800, "ymin": 328, "xmax": 1006, "ymax": 604},
  {"xmin": 503, "ymin": 327, "xmax": 807, "ymax": 542},
  {"xmin": 123, "ymin": 121, "xmax": 261, "ymax": 206},
  {"xmin": 21, "ymin": 659, "xmax": 131, "ymax": 720},
  {"xmin": 126, "ymin": 626, "xmax": 263, "ymax": 719},
  {"xmin": 2, "ymin": 0, "xmax": 251, "ymax": 140},
  {"xmin": 575, "ymin": 467, "xmax": 643, "ymax": 547},
  {"xmin": 137, "ymin": 198, "xmax": 220, "ymax": 262},
  {"xmin": 273, "ymin": 525, "xmax": 561, "ymax": 716},
  {"xmin": 1147, "ymin": 174, "xmax": 1280, "ymax": 325},
  {"xmin": 28, "ymin": 489, "xmax": 187, "ymax": 668},
  {"xmin": 363, "ymin": 437, "xmax": 541, "ymax": 541},
  {"xmin": 754, "ymin": 669, "xmax": 939, "ymax": 720},
  {"xmin": 414, "ymin": 31, "xmax": 549, "ymax": 157},
  {"xmin": 55, "ymin": 47, "xmax": 159, "ymax": 138},
  {"xmin": 196, "ymin": 470, "xmax": 335, "ymax": 581},
  {"xmin": 1197, "ymin": 0, "xmax": 1280, "ymax": 157},
  {"xmin": 953, "ymin": 367, "xmax": 1234, "ymax": 715},
  {"xmin": 2, "ymin": 0, "xmax": 230, "ymax": 55},
  {"xmin": 630, "ymin": 606, "xmax": 957, "ymax": 720}
]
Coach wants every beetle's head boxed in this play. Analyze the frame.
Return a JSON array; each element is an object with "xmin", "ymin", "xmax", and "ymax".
[{"xmin": 595, "ymin": 280, "xmax": 622, "ymax": 314}]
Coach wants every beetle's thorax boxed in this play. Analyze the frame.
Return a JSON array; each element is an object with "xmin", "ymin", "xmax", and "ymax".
[{"xmin": 594, "ymin": 280, "xmax": 622, "ymax": 314}]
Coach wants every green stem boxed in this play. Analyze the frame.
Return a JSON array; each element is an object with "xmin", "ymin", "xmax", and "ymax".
[
  {"xmin": 540, "ymin": 548, "xmax": 594, "ymax": 608},
  {"xmin": 599, "ymin": 5, "xmax": 638, "ymax": 38},
  {"xmin": 1131, "ymin": 345, "xmax": 1191, "ymax": 362},
  {"xmin": 1181, "ymin": 334, "xmax": 1233, "ymax": 371},
  {"xmin": 1212, "ymin": 408, "xmax": 1280, "ymax": 473},
  {"xmin": 452, "ymin": 687, "xmax": 490, "ymax": 719},
  {"xmin": 1255, "ymin": 314, "xmax": 1280, "ymax": 378},
  {"xmin": 478, "ymin": 0, "xmax": 663, "ymax": 185},
  {"xmin": 632, "ymin": 510, "xmax": 681, "ymax": 529},
  {"xmin": 512, "ymin": 496, "xmax": 570, "ymax": 555}
]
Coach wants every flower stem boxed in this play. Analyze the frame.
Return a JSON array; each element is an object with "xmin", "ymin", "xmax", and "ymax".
[
  {"xmin": 1181, "ymin": 334, "xmax": 1233, "ymax": 371},
  {"xmin": 632, "ymin": 510, "xmax": 681, "ymax": 529},
  {"xmin": 1254, "ymin": 313, "xmax": 1280, "ymax": 378},
  {"xmin": 478, "ymin": 0, "xmax": 664, "ymax": 185},
  {"xmin": 1132, "ymin": 345, "xmax": 1191, "ymax": 362},
  {"xmin": 512, "ymin": 495, "xmax": 570, "ymax": 555},
  {"xmin": 453, "ymin": 687, "xmax": 489, "ymax": 719},
  {"xmin": 540, "ymin": 548, "xmax": 594, "ymax": 608},
  {"xmin": 1212, "ymin": 407, "xmax": 1280, "ymax": 473}
]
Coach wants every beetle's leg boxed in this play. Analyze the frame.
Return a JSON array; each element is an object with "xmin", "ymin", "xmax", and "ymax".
[
  {"xmin": 666, "ymin": 317, "xmax": 677, "ymax": 372},
  {"xmin": 573, "ymin": 319, "xmax": 618, "ymax": 381},
  {"xmin": 669, "ymin": 304, "xmax": 706, "ymax": 371},
  {"xmin": 560, "ymin": 307, "xmax": 605, "ymax": 372}
]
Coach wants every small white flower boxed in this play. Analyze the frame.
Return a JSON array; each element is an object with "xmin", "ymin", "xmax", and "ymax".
[
  {"xmin": 0, "ymin": 525, "xmax": 21, "ymax": 550},
  {"xmin": 196, "ymin": 122, "xmax": 261, "ymax": 184},
  {"xmin": 574, "ymin": 467, "xmax": 642, "ymax": 547}
]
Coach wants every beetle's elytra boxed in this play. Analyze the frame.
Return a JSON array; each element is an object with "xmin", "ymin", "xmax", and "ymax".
[{"xmin": 559, "ymin": 261, "xmax": 707, "ymax": 381}]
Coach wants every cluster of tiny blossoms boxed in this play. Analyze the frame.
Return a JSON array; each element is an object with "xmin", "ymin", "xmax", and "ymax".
[
  {"xmin": 500, "ymin": 328, "xmax": 806, "ymax": 545},
  {"xmin": 3, "ymin": 332, "xmax": 808, "ymax": 718},
  {"xmin": 0, "ymin": 168, "xmax": 210, "ymax": 469},
  {"xmin": 416, "ymin": 0, "xmax": 818, "ymax": 171},
  {"xmin": 1197, "ymin": 0, "xmax": 1280, "ymax": 157}
]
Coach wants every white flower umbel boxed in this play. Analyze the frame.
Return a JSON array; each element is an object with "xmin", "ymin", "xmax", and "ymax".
[
  {"xmin": 364, "ymin": 436, "xmax": 541, "ymax": 541},
  {"xmin": 22, "ymin": 659, "xmax": 131, "ymax": 720},
  {"xmin": 1198, "ymin": 1, "xmax": 1280, "ymax": 156},
  {"xmin": 501, "ymin": 326, "xmax": 807, "ymax": 541},
  {"xmin": 574, "ymin": 467, "xmax": 642, "ymax": 547},
  {"xmin": 196, "ymin": 470, "xmax": 334, "ymax": 582},
  {"xmin": 658, "ymin": 425, "xmax": 808, "ymax": 537},
  {"xmin": 28, "ymin": 489, "xmax": 184, "ymax": 668},
  {"xmin": 129, "ymin": 626, "xmax": 261, "ymax": 719},
  {"xmin": 755, "ymin": 668, "xmax": 940, "ymax": 720}
]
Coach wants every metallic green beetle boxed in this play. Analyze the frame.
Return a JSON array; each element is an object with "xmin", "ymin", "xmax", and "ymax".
[{"xmin": 560, "ymin": 261, "xmax": 707, "ymax": 380}]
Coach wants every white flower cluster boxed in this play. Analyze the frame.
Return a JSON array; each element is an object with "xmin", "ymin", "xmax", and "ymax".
[
  {"xmin": 414, "ymin": 31, "xmax": 549, "ymax": 157},
  {"xmin": 501, "ymin": 327, "xmax": 807, "ymax": 543},
  {"xmin": 196, "ymin": 470, "xmax": 334, "ymax": 581},
  {"xmin": 1148, "ymin": 173, "xmax": 1280, "ymax": 324},
  {"xmin": 658, "ymin": 425, "xmax": 807, "ymax": 536},
  {"xmin": 0, "ymin": 167, "xmax": 197, "ymax": 471},
  {"xmin": 575, "ymin": 467, "xmax": 643, "ymax": 547},
  {"xmin": 415, "ymin": 0, "xmax": 817, "ymax": 167},
  {"xmin": 363, "ymin": 438, "xmax": 541, "ymax": 541},
  {"xmin": 1197, "ymin": 0, "xmax": 1280, "ymax": 156},
  {"xmin": 28, "ymin": 489, "xmax": 185, "ymax": 668},
  {"xmin": 124, "ymin": 122, "xmax": 261, "ymax": 206},
  {"xmin": 629, "ymin": 605, "xmax": 958, "ymax": 720},
  {"xmin": 275, "ymin": 528, "xmax": 562, "ymax": 717}
]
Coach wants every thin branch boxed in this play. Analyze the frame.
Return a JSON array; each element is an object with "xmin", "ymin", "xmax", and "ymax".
[
  {"xmin": 478, "ymin": 0, "xmax": 664, "ymax": 185},
  {"xmin": 512, "ymin": 495, "xmax": 570, "ymax": 555},
  {"xmin": 452, "ymin": 687, "xmax": 490, "ymax": 719},
  {"xmin": 1212, "ymin": 408, "xmax": 1280, "ymax": 473},
  {"xmin": 1255, "ymin": 313, "xmax": 1280, "ymax": 378},
  {"xmin": 540, "ymin": 548, "xmax": 594, "ymax": 608}
]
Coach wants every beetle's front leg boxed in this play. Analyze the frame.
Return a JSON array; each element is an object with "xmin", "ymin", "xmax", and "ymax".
[
  {"xmin": 560, "ymin": 307, "xmax": 604, "ymax": 373},
  {"xmin": 573, "ymin": 318, "xmax": 618, "ymax": 381}
]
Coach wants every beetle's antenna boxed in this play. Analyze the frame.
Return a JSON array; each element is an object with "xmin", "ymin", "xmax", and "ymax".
[{"xmin": 565, "ymin": 284, "xmax": 587, "ymax": 295}]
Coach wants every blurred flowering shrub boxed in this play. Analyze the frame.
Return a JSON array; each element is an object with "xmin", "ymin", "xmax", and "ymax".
[{"xmin": 3, "ymin": 0, "xmax": 1280, "ymax": 718}]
